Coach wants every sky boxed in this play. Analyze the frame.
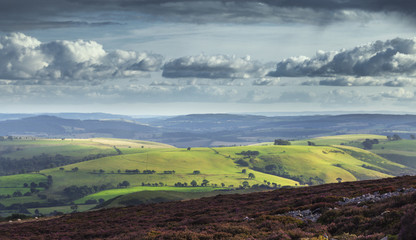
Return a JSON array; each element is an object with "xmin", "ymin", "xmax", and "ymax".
[{"xmin": 1, "ymin": 0, "xmax": 416, "ymax": 116}]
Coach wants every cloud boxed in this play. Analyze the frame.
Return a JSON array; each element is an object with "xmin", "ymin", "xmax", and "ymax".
[
  {"xmin": 150, "ymin": 80, "xmax": 178, "ymax": 86},
  {"xmin": 0, "ymin": 33, "xmax": 163, "ymax": 81},
  {"xmin": 380, "ymin": 88, "xmax": 415, "ymax": 99},
  {"xmin": 162, "ymin": 55, "xmax": 269, "ymax": 79},
  {"xmin": 322, "ymin": 89, "xmax": 368, "ymax": 105},
  {"xmin": 1, "ymin": 0, "xmax": 416, "ymax": 30},
  {"xmin": 384, "ymin": 77, "xmax": 416, "ymax": 87},
  {"xmin": 269, "ymin": 37, "xmax": 416, "ymax": 78},
  {"xmin": 252, "ymin": 78, "xmax": 280, "ymax": 86},
  {"xmin": 278, "ymin": 91, "xmax": 316, "ymax": 103},
  {"xmin": 318, "ymin": 77, "xmax": 384, "ymax": 86}
]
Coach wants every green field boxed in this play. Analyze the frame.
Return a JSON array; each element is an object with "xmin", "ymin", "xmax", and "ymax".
[
  {"xmin": 0, "ymin": 138, "xmax": 173, "ymax": 160},
  {"xmin": 1, "ymin": 134, "xmax": 415, "ymax": 215},
  {"xmin": 40, "ymin": 147, "xmax": 299, "ymax": 198},
  {"xmin": 75, "ymin": 186, "xmax": 223, "ymax": 203},
  {"xmin": 213, "ymin": 144, "xmax": 403, "ymax": 182}
]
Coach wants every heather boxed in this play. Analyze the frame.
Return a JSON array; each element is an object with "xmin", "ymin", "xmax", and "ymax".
[{"xmin": 2, "ymin": 175, "xmax": 416, "ymax": 239}]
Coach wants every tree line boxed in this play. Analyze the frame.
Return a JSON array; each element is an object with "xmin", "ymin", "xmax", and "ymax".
[{"xmin": 0, "ymin": 153, "xmax": 115, "ymax": 176}]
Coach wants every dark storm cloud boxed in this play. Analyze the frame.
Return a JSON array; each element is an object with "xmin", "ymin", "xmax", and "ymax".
[
  {"xmin": 268, "ymin": 37, "xmax": 416, "ymax": 78},
  {"xmin": 162, "ymin": 55, "xmax": 269, "ymax": 79},
  {"xmin": 0, "ymin": 33, "xmax": 163, "ymax": 81},
  {"xmin": 1, "ymin": 0, "xmax": 416, "ymax": 30}
]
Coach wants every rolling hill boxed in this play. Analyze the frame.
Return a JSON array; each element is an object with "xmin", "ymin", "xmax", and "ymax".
[
  {"xmin": 1, "ymin": 134, "xmax": 414, "ymax": 217},
  {"xmin": 0, "ymin": 115, "xmax": 158, "ymax": 139},
  {"xmin": 2, "ymin": 113, "xmax": 416, "ymax": 147}
]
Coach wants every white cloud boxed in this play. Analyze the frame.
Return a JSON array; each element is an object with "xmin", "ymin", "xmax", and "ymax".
[
  {"xmin": 0, "ymin": 32, "xmax": 163, "ymax": 81},
  {"xmin": 252, "ymin": 78, "xmax": 280, "ymax": 86},
  {"xmin": 384, "ymin": 77, "xmax": 416, "ymax": 87},
  {"xmin": 318, "ymin": 76, "xmax": 384, "ymax": 86},
  {"xmin": 381, "ymin": 88, "xmax": 415, "ymax": 99},
  {"xmin": 269, "ymin": 37, "xmax": 416, "ymax": 78},
  {"xmin": 162, "ymin": 54, "xmax": 270, "ymax": 79}
]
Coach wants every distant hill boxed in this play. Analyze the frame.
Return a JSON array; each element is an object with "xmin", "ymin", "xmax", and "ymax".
[
  {"xmin": 143, "ymin": 113, "xmax": 416, "ymax": 147},
  {"xmin": 1, "ymin": 113, "xmax": 416, "ymax": 147},
  {"xmin": 0, "ymin": 115, "xmax": 158, "ymax": 139},
  {"xmin": 0, "ymin": 113, "xmax": 136, "ymax": 121}
]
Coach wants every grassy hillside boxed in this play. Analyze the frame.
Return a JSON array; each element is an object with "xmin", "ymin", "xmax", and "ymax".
[
  {"xmin": 0, "ymin": 138, "xmax": 173, "ymax": 159},
  {"xmin": 290, "ymin": 134, "xmax": 416, "ymax": 173},
  {"xmin": 0, "ymin": 135, "xmax": 413, "ymax": 216},
  {"xmin": 214, "ymin": 144, "xmax": 404, "ymax": 184},
  {"xmin": 294, "ymin": 134, "xmax": 387, "ymax": 146},
  {"xmin": 39, "ymin": 147, "xmax": 298, "ymax": 198},
  {"xmin": 97, "ymin": 188, "xmax": 271, "ymax": 209},
  {"xmin": 370, "ymin": 139, "xmax": 416, "ymax": 168},
  {"xmin": 0, "ymin": 138, "xmax": 174, "ymax": 176}
]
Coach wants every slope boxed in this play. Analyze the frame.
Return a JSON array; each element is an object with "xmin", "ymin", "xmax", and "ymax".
[{"xmin": 214, "ymin": 144, "xmax": 407, "ymax": 184}]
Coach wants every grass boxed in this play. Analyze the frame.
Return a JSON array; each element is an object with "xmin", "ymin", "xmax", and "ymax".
[
  {"xmin": 0, "ymin": 138, "xmax": 173, "ymax": 160},
  {"xmin": 40, "ymin": 147, "xmax": 299, "ymax": 196},
  {"xmin": 100, "ymin": 188, "xmax": 268, "ymax": 209},
  {"xmin": 0, "ymin": 195, "xmax": 48, "ymax": 206},
  {"xmin": 291, "ymin": 134, "xmax": 387, "ymax": 146},
  {"xmin": 0, "ymin": 135, "xmax": 413, "ymax": 212},
  {"xmin": 27, "ymin": 204, "xmax": 96, "ymax": 215},
  {"xmin": 214, "ymin": 144, "xmax": 399, "ymax": 182},
  {"xmin": 0, "ymin": 174, "xmax": 46, "ymax": 188},
  {"xmin": 74, "ymin": 186, "xmax": 222, "ymax": 204}
]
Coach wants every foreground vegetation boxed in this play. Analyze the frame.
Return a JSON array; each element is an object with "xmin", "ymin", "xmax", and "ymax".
[{"xmin": 2, "ymin": 175, "xmax": 416, "ymax": 239}]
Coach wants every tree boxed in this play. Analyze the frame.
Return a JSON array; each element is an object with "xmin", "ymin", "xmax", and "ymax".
[
  {"xmin": 119, "ymin": 180, "xmax": 130, "ymax": 188},
  {"xmin": 236, "ymin": 159, "xmax": 249, "ymax": 167},
  {"xmin": 59, "ymin": 167, "xmax": 64, "ymax": 171},
  {"xmin": 307, "ymin": 141, "xmax": 316, "ymax": 146},
  {"xmin": 362, "ymin": 139, "xmax": 373, "ymax": 149},
  {"xmin": 187, "ymin": 147, "xmax": 191, "ymax": 151},
  {"xmin": 190, "ymin": 180, "xmax": 198, "ymax": 187},
  {"xmin": 12, "ymin": 191, "xmax": 22, "ymax": 197},
  {"xmin": 47, "ymin": 175, "xmax": 53, "ymax": 186},
  {"xmin": 248, "ymin": 173, "xmax": 255, "ymax": 179},
  {"xmin": 70, "ymin": 204, "xmax": 78, "ymax": 212},
  {"xmin": 242, "ymin": 169, "xmax": 247, "ymax": 174},
  {"xmin": 265, "ymin": 164, "xmax": 276, "ymax": 171},
  {"xmin": 393, "ymin": 134, "xmax": 402, "ymax": 141},
  {"xmin": 201, "ymin": 179, "xmax": 209, "ymax": 187},
  {"xmin": 336, "ymin": 177, "xmax": 342, "ymax": 183},
  {"xmin": 193, "ymin": 170, "xmax": 200, "ymax": 175},
  {"xmin": 274, "ymin": 139, "xmax": 291, "ymax": 145},
  {"xmin": 242, "ymin": 181, "xmax": 250, "ymax": 188},
  {"xmin": 72, "ymin": 167, "xmax": 79, "ymax": 172}
]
